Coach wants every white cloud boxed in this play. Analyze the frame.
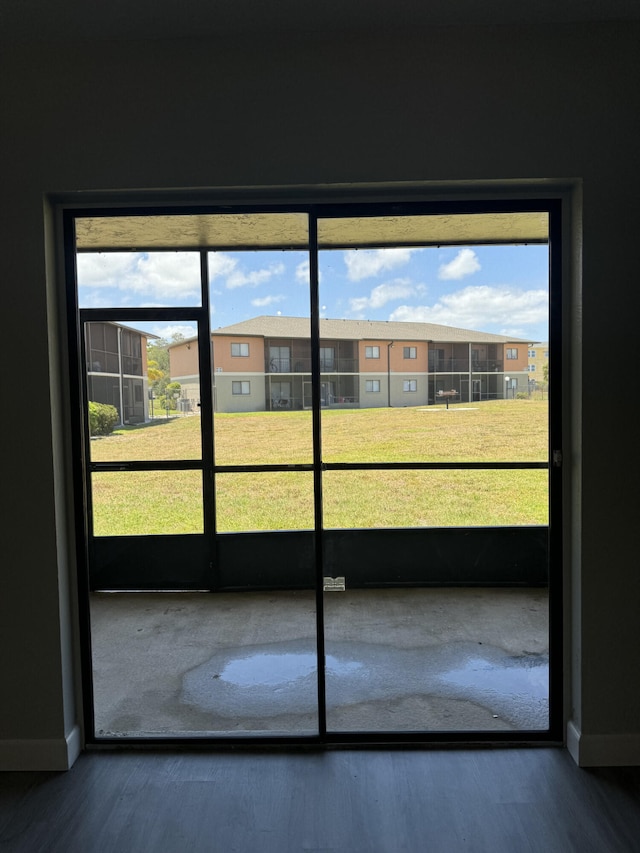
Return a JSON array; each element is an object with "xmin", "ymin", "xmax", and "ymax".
[
  {"xmin": 389, "ymin": 285, "xmax": 548, "ymax": 333},
  {"xmin": 349, "ymin": 279, "xmax": 416, "ymax": 313},
  {"xmin": 437, "ymin": 248, "xmax": 481, "ymax": 281},
  {"xmin": 209, "ymin": 253, "xmax": 238, "ymax": 279},
  {"xmin": 344, "ymin": 248, "xmax": 415, "ymax": 281},
  {"xmin": 75, "ymin": 290, "xmax": 113, "ymax": 308},
  {"xmin": 226, "ymin": 262, "xmax": 285, "ymax": 289},
  {"xmin": 76, "ymin": 253, "xmax": 135, "ymax": 286},
  {"xmin": 296, "ymin": 259, "xmax": 310, "ymax": 284},
  {"xmin": 251, "ymin": 294, "xmax": 285, "ymax": 307},
  {"xmin": 77, "ymin": 252, "xmax": 202, "ymax": 301},
  {"xmin": 295, "ymin": 258, "xmax": 323, "ymax": 284},
  {"xmin": 134, "ymin": 254, "xmax": 200, "ymax": 297},
  {"xmin": 150, "ymin": 323, "xmax": 198, "ymax": 341}
]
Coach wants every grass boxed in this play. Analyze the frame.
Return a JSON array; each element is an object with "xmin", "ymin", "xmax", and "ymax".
[{"xmin": 91, "ymin": 400, "xmax": 549, "ymax": 535}]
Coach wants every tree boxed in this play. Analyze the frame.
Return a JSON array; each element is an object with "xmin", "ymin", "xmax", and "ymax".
[
  {"xmin": 147, "ymin": 358, "xmax": 164, "ymax": 384},
  {"xmin": 542, "ymin": 361, "xmax": 549, "ymax": 384},
  {"xmin": 147, "ymin": 334, "xmax": 185, "ymax": 413},
  {"xmin": 147, "ymin": 339, "xmax": 170, "ymax": 399},
  {"xmin": 163, "ymin": 381, "xmax": 182, "ymax": 411}
]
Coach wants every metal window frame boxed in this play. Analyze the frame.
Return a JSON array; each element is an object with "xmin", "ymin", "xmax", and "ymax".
[
  {"xmin": 63, "ymin": 194, "xmax": 563, "ymax": 749},
  {"xmin": 232, "ymin": 380, "xmax": 251, "ymax": 395}
]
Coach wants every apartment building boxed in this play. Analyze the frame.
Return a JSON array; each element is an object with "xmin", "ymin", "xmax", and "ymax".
[
  {"xmin": 528, "ymin": 342, "xmax": 549, "ymax": 382},
  {"xmin": 169, "ymin": 316, "xmax": 530, "ymax": 413},
  {"xmin": 85, "ymin": 322, "xmax": 153, "ymax": 424}
]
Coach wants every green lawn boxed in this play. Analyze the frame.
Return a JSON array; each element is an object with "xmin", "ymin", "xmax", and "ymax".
[{"xmin": 91, "ymin": 400, "xmax": 549, "ymax": 535}]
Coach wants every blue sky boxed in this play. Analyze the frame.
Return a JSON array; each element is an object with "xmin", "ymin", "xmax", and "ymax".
[{"xmin": 77, "ymin": 243, "xmax": 549, "ymax": 344}]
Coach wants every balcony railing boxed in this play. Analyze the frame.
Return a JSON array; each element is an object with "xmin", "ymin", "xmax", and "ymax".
[
  {"xmin": 429, "ymin": 359, "xmax": 504, "ymax": 373},
  {"xmin": 267, "ymin": 357, "xmax": 506, "ymax": 374},
  {"xmin": 267, "ymin": 357, "xmax": 359, "ymax": 373},
  {"xmin": 269, "ymin": 394, "xmax": 360, "ymax": 410},
  {"xmin": 472, "ymin": 360, "xmax": 504, "ymax": 372},
  {"xmin": 429, "ymin": 358, "xmax": 470, "ymax": 372}
]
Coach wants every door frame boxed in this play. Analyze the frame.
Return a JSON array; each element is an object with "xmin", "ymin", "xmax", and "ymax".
[{"xmin": 63, "ymin": 194, "xmax": 563, "ymax": 746}]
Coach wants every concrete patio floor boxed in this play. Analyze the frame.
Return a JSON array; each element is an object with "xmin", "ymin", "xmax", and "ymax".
[{"xmin": 90, "ymin": 587, "xmax": 549, "ymax": 738}]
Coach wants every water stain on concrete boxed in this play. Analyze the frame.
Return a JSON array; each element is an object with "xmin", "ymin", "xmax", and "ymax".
[{"xmin": 182, "ymin": 639, "xmax": 548, "ymax": 730}]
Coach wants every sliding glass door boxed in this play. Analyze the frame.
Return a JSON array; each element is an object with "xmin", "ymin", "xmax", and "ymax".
[
  {"xmin": 67, "ymin": 199, "xmax": 561, "ymax": 742},
  {"xmin": 317, "ymin": 211, "xmax": 553, "ymax": 733}
]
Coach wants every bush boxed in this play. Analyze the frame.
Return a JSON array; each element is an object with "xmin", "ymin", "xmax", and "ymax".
[
  {"xmin": 89, "ymin": 401, "xmax": 119, "ymax": 436},
  {"xmin": 157, "ymin": 381, "xmax": 182, "ymax": 412}
]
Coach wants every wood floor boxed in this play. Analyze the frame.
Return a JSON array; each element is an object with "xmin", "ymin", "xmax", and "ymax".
[{"xmin": 1, "ymin": 748, "xmax": 640, "ymax": 852}]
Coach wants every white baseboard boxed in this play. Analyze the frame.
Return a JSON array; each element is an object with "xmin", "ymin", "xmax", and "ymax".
[
  {"xmin": 66, "ymin": 723, "xmax": 82, "ymax": 768},
  {"xmin": 0, "ymin": 725, "xmax": 82, "ymax": 771},
  {"xmin": 567, "ymin": 720, "xmax": 640, "ymax": 766}
]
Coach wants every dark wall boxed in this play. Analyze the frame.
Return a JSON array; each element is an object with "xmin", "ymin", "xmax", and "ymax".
[{"xmin": 1, "ymin": 20, "xmax": 640, "ymax": 766}]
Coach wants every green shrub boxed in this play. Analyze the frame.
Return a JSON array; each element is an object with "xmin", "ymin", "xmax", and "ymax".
[
  {"xmin": 157, "ymin": 381, "xmax": 182, "ymax": 412},
  {"xmin": 516, "ymin": 391, "xmax": 529, "ymax": 400},
  {"xmin": 89, "ymin": 401, "xmax": 119, "ymax": 436}
]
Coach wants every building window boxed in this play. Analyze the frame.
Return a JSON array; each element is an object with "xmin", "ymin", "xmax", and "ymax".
[
  {"xmin": 320, "ymin": 347, "xmax": 335, "ymax": 370},
  {"xmin": 271, "ymin": 381, "xmax": 291, "ymax": 409},
  {"xmin": 365, "ymin": 345, "xmax": 380, "ymax": 358},
  {"xmin": 530, "ymin": 364, "xmax": 536, "ymax": 372},
  {"xmin": 365, "ymin": 380, "xmax": 381, "ymax": 393},
  {"xmin": 232, "ymin": 381, "xmax": 250, "ymax": 395},
  {"xmin": 86, "ymin": 322, "xmax": 119, "ymax": 373},
  {"xmin": 403, "ymin": 380, "xmax": 417, "ymax": 392},
  {"xmin": 506, "ymin": 348, "xmax": 518, "ymax": 359},
  {"xmin": 544, "ymin": 351, "xmax": 549, "ymax": 358},
  {"xmin": 528, "ymin": 349, "xmax": 536, "ymax": 358},
  {"xmin": 269, "ymin": 345, "xmax": 290, "ymax": 372},
  {"xmin": 231, "ymin": 342, "xmax": 249, "ymax": 357},
  {"xmin": 403, "ymin": 346, "xmax": 417, "ymax": 359},
  {"xmin": 121, "ymin": 329, "xmax": 143, "ymax": 376}
]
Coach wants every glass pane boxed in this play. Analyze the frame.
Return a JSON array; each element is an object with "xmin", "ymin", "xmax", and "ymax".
[
  {"xmin": 77, "ymin": 251, "xmax": 202, "ymax": 308},
  {"xmin": 91, "ymin": 589, "xmax": 319, "ymax": 737},
  {"xmin": 209, "ymin": 247, "xmax": 314, "ymax": 465},
  {"xmin": 323, "ymin": 587, "xmax": 548, "ymax": 732},
  {"xmin": 322, "ymin": 469, "xmax": 548, "ymax": 529},
  {"xmin": 317, "ymin": 225, "xmax": 549, "ymax": 464},
  {"xmin": 86, "ymin": 322, "xmax": 202, "ymax": 462},
  {"xmin": 318, "ymin": 212, "xmax": 551, "ymax": 735},
  {"xmin": 216, "ymin": 472, "xmax": 315, "ymax": 532},
  {"xmin": 92, "ymin": 470, "xmax": 203, "ymax": 536}
]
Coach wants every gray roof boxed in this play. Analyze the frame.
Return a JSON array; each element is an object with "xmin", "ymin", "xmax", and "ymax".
[
  {"xmin": 211, "ymin": 315, "xmax": 531, "ymax": 345},
  {"xmin": 96, "ymin": 321, "xmax": 159, "ymax": 340}
]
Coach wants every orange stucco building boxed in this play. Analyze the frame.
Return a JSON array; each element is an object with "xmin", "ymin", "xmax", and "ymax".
[{"xmin": 169, "ymin": 316, "xmax": 531, "ymax": 413}]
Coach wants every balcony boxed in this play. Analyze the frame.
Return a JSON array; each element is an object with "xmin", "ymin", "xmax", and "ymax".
[
  {"xmin": 90, "ymin": 585, "xmax": 549, "ymax": 737},
  {"xmin": 472, "ymin": 360, "xmax": 504, "ymax": 373},
  {"xmin": 429, "ymin": 359, "xmax": 504, "ymax": 373},
  {"xmin": 267, "ymin": 357, "xmax": 359, "ymax": 374},
  {"xmin": 429, "ymin": 358, "xmax": 470, "ymax": 372}
]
